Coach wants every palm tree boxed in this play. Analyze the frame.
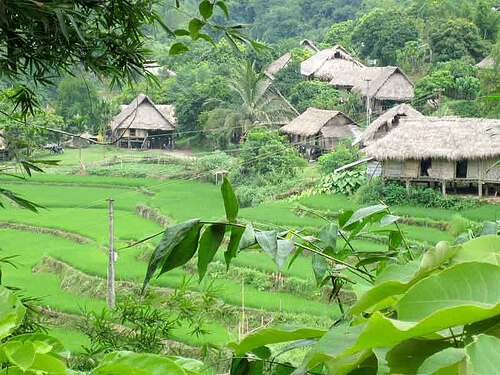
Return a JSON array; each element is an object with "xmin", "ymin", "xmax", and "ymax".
[{"xmin": 204, "ymin": 60, "xmax": 295, "ymax": 145}]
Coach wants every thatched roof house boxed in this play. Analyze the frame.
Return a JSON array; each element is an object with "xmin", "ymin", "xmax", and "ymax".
[
  {"xmin": 354, "ymin": 104, "xmax": 422, "ymax": 147},
  {"xmin": 476, "ymin": 56, "xmax": 496, "ymax": 69},
  {"xmin": 111, "ymin": 93, "xmax": 176, "ymax": 149},
  {"xmin": 363, "ymin": 116, "xmax": 500, "ymax": 196},
  {"xmin": 301, "ymin": 45, "xmax": 365, "ymax": 81},
  {"xmin": 330, "ymin": 66, "xmax": 414, "ymax": 113},
  {"xmin": 280, "ymin": 107, "xmax": 360, "ymax": 153}
]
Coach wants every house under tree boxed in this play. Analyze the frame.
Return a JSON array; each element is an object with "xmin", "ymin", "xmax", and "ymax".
[
  {"xmin": 111, "ymin": 94, "xmax": 176, "ymax": 149},
  {"xmin": 280, "ymin": 107, "xmax": 361, "ymax": 157}
]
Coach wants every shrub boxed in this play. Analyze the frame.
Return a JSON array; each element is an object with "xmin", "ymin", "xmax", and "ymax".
[
  {"xmin": 193, "ymin": 151, "xmax": 235, "ymax": 183},
  {"xmin": 355, "ymin": 179, "xmax": 481, "ymax": 211},
  {"xmin": 317, "ymin": 140, "xmax": 361, "ymax": 174},
  {"xmin": 447, "ymin": 214, "xmax": 472, "ymax": 237},
  {"xmin": 318, "ymin": 170, "xmax": 366, "ymax": 196}
]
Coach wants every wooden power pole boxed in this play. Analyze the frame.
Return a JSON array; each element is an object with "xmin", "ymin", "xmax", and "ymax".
[
  {"xmin": 107, "ymin": 197, "xmax": 116, "ymax": 308},
  {"xmin": 365, "ymin": 79, "xmax": 372, "ymax": 127}
]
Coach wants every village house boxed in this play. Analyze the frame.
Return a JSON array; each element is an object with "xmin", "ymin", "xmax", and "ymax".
[
  {"xmin": 476, "ymin": 56, "xmax": 496, "ymax": 69},
  {"xmin": 353, "ymin": 103, "xmax": 423, "ymax": 177},
  {"xmin": 363, "ymin": 116, "xmax": 500, "ymax": 197},
  {"xmin": 300, "ymin": 45, "xmax": 414, "ymax": 113},
  {"xmin": 110, "ymin": 94, "xmax": 176, "ymax": 150},
  {"xmin": 280, "ymin": 107, "xmax": 360, "ymax": 157}
]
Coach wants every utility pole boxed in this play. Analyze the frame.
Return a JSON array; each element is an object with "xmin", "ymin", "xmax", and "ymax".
[
  {"xmin": 107, "ymin": 198, "xmax": 115, "ymax": 308},
  {"xmin": 434, "ymin": 88, "xmax": 444, "ymax": 116},
  {"xmin": 365, "ymin": 79, "xmax": 372, "ymax": 127}
]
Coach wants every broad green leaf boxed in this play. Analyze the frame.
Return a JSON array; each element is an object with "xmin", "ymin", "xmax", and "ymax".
[
  {"xmin": 417, "ymin": 347, "xmax": 465, "ymax": 375},
  {"xmin": 326, "ymin": 350, "xmax": 373, "ymax": 375},
  {"xmin": 216, "ymin": 1, "xmax": 230, "ymax": 19},
  {"xmin": 415, "ymin": 241, "xmax": 458, "ymax": 279},
  {"xmin": 225, "ymin": 225, "xmax": 245, "ymax": 270},
  {"xmin": 464, "ymin": 315, "xmax": 500, "ymax": 343},
  {"xmin": 165, "ymin": 356, "xmax": 205, "ymax": 375},
  {"xmin": 466, "ymin": 334, "xmax": 500, "ymax": 375},
  {"xmin": 349, "ymin": 259, "xmax": 421, "ymax": 315},
  {"xmin": 91, "ymin": 351, "xmax": 188, "ymax": 375},
  {"xmin": 143, "ymin": 219, "xmax": 201, "ymax": 291},
  {"xmin": 230, "ymin": 358, "xmax": 263, "ymax": 375},
  {"xmin": 398, "ymin": 262, "xmax": 500, "ymax": 321},
  {"xmin": 343, "ymin": 204, "xmax": 387, "ymax": 229},
  {"xmin": 169, "ymin": 42, "xmax": 189, "ymax": 55},
  {"xmin": 300, "ymin": 321, "xmax": 365, "ymax": 371},
  {"xmin": 389, "ymin": 230, "xmax": 403, "ymax": 250},
  {"xmin": 376, "ymin": 340, "xmax": 455, "ymax": 375},
  {"xmin": 338, "ymin": 210, "xmax": 354, "ymax": 228},
  {"xmin": 198, "ymin": 224, "xmax": 226, "ymax": 282},
  {"xmin": 5, "ymin": 341, "xmax": 35, "ymax": 371},
  {"xmin": 479, "ymin": 221, "xmax": 498, "ymax": 236},
  {"xmin": 199, "ymin": 0, "xmax": 214, "ymax": 19},
  {"xmin": 221, "ymin": 176, "xmax": 238, "ymax": 222},
  {"xmin": 255, "ymin": 230, "xmax": 278, "ymax": 260},
  {"xmin": 30, "ymin": 353, "xmax": 67, "ymax": 374},
  {"xmin": 188, "ymin": 18, "xmax": 205, "ymax": 39},
  {"xmin": 453, "ymin": 235, "xmax": 500, "ymax": 265},
  {"xmin": 159, "ymin": 224, "xmax": 203, "ymax": 275},
  {"xmin": 312, "ymin": 253, "xmax": 328, "ymax": 286},
  {"xmin": 8, "ymin": 334, "xmax": 69, "ymax": 359},
  {"xmin": 227, "ymin": 327, "xmax": 325, "ymax": 356},
  {"xmin": 0, "ymin": 286, "xmax": 26, "ymax": 340}
]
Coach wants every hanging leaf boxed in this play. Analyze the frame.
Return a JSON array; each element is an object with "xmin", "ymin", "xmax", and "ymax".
[
  {"xmin": 380, "ymin": 214, "xmax": 400, "ymax": 227},
  {"xmin": 319, "ymin": 223, "xmax": 337, "ymax": 256},
  {"xmin": 188, "ymin": 18, "xmax": 205, "ymax": 39},
  {"xmin": 142, "ymin": 219, "xmax": 201, "ymax": 291},
  {"xmin": 276, "ymin": 239, "xmax": 294, "ymax": 270},
  {"xmin": 198, "ymin": 224, "xmax": 226, "ymax": 282},
  {"xmin": 255, "ymin": 230, "xmax": 278, "ymax": 261},
  {"xmin": 199, "ymin": 0, "xmax": 214, "ymax": 19},
  {"xmin": 169, "ymin": 42, "xmax": 189, "ymax": 55},
  {"xmin": 216, "ymin": 1, "xmax": 230, "ymax": 19},
  {"xmin": 312, "ymin": 253, "xmax": 328, "ymax": 286},
  {"xmin": 225, "ymin": 225, "xmax": 245, "ymax": 270},
  {"xmin": 159, "ymin": 223, "xmax": 203, "ymax": 275},
  {"xmin": 198, "ymin": 33, "xmax": 216, "ymax": 46},
  {"xmin": 221, "ymin": 176, "xmax": 238, "ymax": 222}
]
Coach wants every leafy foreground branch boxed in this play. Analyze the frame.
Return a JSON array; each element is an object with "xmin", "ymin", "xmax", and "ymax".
[{"xmin": 2, "ymin": 177, "xmax": 500, "ymax": 374}]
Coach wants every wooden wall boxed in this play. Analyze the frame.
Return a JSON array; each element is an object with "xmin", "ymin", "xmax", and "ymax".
[{"xmin": 379, "ymin": 157, "xmax": 500, "ymax": 182}]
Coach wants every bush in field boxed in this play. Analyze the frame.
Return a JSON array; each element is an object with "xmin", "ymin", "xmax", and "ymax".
[
  {"xmin": 447, "ymin": 214, "xmax": 472, "ymax": 237},
  {"xmin": 319, "ymin": 170, "xmax": 366, "ymax": 196},
  {"xmin": 317, "ymin": 140, "xmax": 361, "ymax": 174},
  {"xmin": 355, "ymin": 179, "xmax": 480, "ymax": 210},
  {"xmin": 194, "ymin": 151, "xmax": 235, "ymax": 183}
]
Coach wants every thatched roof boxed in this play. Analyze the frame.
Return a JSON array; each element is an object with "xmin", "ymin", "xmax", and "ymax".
[
  {"xmin": 354, "ymin": 104, "xmax": 423, "ymax": 146},
  {"xmin": 476, "ymin": 56, "xmax": 496, "ymax": 69},
  {"xmin": 265, "ymin": 53, "xmax": 291, "ymax": 80},
  {"xmin": 301, "ymin": 45, "xmax": 365, "ymax": 80},
  {"xmin": 364, "ymin": 116, "xmax": 500, "ymax": 161},
  {"xmin": 280, "ymin": 107, "xmax": 359, "ymax": 138},
  {"xmin": 349, "ymin": 67, "xmax": 414, "ymax": 101},
  {"xmin": 111, "ymin": 94, "xmax": 176, "ymax": 132}
]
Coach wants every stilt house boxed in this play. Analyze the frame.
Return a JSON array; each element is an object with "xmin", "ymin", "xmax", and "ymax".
[
  {"xmin": 111, "ymin": 94, "xmax": 176, "ymax": 149},
  {"xmin": 280, "ymin": 107, "xmax": 361, "ymax": 157},
  {"xmin": 363, "ymin": 116, "xmax": 500, "ymax": 196}
]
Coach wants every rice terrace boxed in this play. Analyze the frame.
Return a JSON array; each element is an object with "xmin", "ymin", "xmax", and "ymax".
[{"xmin": 3, "ymin": 0, "xmax": 500, "ymax": 374}]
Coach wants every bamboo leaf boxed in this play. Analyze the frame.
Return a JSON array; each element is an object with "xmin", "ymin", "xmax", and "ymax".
[
  {"xmin": 142, "ymin": 219, "xmax": 201, "ymax": 291},
  {"xmin": 312, "ymin": 253, "xmax": 328, "ymax": 286},
  {"xmin": 159, "ymin": 223, "xmax": 203, "ymax": 275},
  {"xmin": 221, "ymin": 176, "xmax": 238, "ymax": 222},
  {"xmin": 198, "ymin": 224, "xmax": 226, "ymax": 282},
  {"xmin": 224, "ymin": 225, "xmax": 245, "ymax": 270}
]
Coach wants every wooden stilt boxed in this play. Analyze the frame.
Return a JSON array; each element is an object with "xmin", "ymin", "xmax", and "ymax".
[
  {"xmin": 405, "ymin": 180, "xmax": 410, "ymax": 196},
  {"xmin": 441, "ymin": 180, "xmax": 446, "ymax": 196},
  {"xmin": 478, "ymin": 181, "xmax": 483, "ymax": 198}
]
